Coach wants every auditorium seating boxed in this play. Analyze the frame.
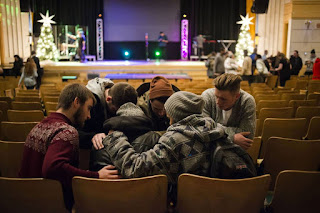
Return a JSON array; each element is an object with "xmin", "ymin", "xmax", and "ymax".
[
  {"xmin": 0, "ymin": 141, "xmax": 24, "ymax": 177},
  {"xmin": 72, "ymin": 175, "xmax": 168, "ymax": 213},
  {"xmin": 256, "ymin": 100, "xmax": 288, "ymax": 118},
  {"xmin": 263, "ymin": 137, "xmax": 320, "ymax": 189},
  {"xmin": 0, "ymin": 177, "xmax": 68, "ymax": 213},
  {"xmin": 11, "ymin": 101, "xmax": 43, "ymax": 111},
  {"xmin": 15, "ymin": 96, "xmax": 42, "ymax": 103},
  {"xmin": 295, "ymin": 106, "xmax": 320, "ymax": 131},
  {"xmin": 1, "ymin": 121, "xmax": 38, "ymax": 141},
  {"xmin": 7, "ymin": 110, "xmax": 44, "ymax": 122},
  {"xmin": 288, "ymin": 99, "xmax": 317, "ymax": 115},
  {"xmin": 0, "ymin": 101, "xmax": 10, "ymax": 121},
  {"xmin": 177, "ymin": 173, "xmax": 271, "ymax": 213},
  {"xmin": 258, "ymin": 118, "xmax": 307, "ymax": 158},
  {"xmin": 255, "ymin": 107, "xmax": 293, "ymax": 136},
  {"xmin": 267, "ymin": 170, "xmax": 320, "ymax": 213},
  {"xmin": 305, "ymin": 116, "xmax": 320, "ymax": 140}
]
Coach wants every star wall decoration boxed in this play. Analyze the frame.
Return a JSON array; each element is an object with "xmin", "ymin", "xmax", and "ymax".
[
  {"xmin": 237, "ymin": 13, "xmax": 254, "ymax": 29},
  {"xmin": 38, "ymin": 11, "xmax": 56, "ymax": 27}
]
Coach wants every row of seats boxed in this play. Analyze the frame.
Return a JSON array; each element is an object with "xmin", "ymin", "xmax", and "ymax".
[{"xmin": 1, "ymin": 170, "xmax": 319, "ymax": 213}]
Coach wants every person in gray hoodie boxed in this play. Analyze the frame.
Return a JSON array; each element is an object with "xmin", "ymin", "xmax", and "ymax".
[{"xmin": 100, "ymin": 91, "xmax": 225, "ymax": 184}]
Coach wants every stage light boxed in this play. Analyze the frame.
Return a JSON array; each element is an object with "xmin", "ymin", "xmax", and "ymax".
[
  {"xmin": 155, "ymin": 51, "xmax": 161, "ymax": 57},
  {"xmin": 183, "ymin": 14, "xmax": 187, "ymax": 18},
  {"xmin": 124, "ymin": 51, "xmax": 130, "ymax": 56}
]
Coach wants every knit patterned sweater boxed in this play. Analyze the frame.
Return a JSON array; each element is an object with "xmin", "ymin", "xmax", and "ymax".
[
  {"xmin": 103, "ymin": 114, "xmax": 225, "ymax": 184},
  {"xmin": 19, "ymin": 112, "xmax": 98, "ymax": 209},
  {"xmin": 201, "ymin": 88, "xmax": 256, "ymax": 141}
]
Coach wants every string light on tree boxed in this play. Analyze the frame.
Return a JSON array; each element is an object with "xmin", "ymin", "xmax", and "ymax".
[
  {"xmin": 235, "ymin": 13, "xmax": 254, "ymax": 66},
  {"xmin": 36, "ymin": 11, "xmax": 59, "ymax": 61}
]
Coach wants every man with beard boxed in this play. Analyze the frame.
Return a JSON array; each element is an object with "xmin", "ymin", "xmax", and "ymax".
[{"xmin": 19, "ymin": 83, "xmax": 121, "ymax": 211}]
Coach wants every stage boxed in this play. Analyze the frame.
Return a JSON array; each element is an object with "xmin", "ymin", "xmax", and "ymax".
[
  {"xmin": 43, "ymin": 60, "xmax": 206, "ymax": 73},
  {"xmin": 41, "ymin": 60, "xmax": 208, "ymax": 83}
]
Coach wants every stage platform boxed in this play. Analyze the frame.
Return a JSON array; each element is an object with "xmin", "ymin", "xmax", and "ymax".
[{"xmin": 43, "ymin": 60, "xmax": 207, "ymax": 74}]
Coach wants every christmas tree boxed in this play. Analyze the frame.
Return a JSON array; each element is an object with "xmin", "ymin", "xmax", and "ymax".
[
  {"xmin": 235, "ymin": 14, "xmax": 254, "ymax": 66},
  {"xmin": 36, "ymin": 11, "xmax": 59, "ymax": 61}
]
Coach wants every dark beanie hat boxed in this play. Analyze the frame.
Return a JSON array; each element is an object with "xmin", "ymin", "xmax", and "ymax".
[
  {"xmin": 164, "ymin": 91, "xmax": 204, "ymax": 122},
  {"xmin": 311, "ymin": 49, "xmax": 315, "ymax": 54},
  {"xmin": 149, "ymin": 76, "xmax": 174, "ymax": 100}
]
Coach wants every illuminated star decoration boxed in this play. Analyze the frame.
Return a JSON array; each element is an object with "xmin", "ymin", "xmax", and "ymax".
[
  {"xmin": 236, "ymin": 13, "xmax": 254, "ymax": 30},
  {"xmin": 37, "ymin": 11, "xmax": 56, "ymax": 27}
]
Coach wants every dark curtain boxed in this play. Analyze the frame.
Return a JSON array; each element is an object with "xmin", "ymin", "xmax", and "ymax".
[
  {"xmin": 21, "ymin": 0, "xmax": 103, "ymax": 55},
  {"xmin": 181, "ymin": 0, "xmax": 246, "ymax": 53}
]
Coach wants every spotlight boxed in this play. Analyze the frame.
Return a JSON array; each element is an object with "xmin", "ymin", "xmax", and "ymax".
[
  {"xmin": 183, "ymin": 14, "xmax": 187, "ymax": 18},
  {"xmin": 155, "ymin": 51, "xmax": 161, "ymax": 57},
  {"xmin": 124, "ymin": 51, "xmax": 130, "ymax": 56}
]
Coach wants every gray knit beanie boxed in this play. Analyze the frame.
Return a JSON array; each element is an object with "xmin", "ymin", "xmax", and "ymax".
[{"xmin": 164, "ymin": 91, "xmax": 204, "ymax": 122}]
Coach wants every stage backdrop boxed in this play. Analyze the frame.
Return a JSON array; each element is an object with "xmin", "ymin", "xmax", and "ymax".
[{"xmin": 103, "ymin": 0, "xmax": 180, "ymax": 60}]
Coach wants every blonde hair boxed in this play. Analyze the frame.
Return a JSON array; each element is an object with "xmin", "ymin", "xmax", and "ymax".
[
  {"xmin": 25, "ymin": 58, "xmax": 37, "ymax": 76},
  {"xmin": 214, "ymin": 73, "xmax": 242, "ymax": 93}
]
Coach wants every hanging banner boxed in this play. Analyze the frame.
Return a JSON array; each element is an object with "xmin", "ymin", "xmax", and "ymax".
[
  {"xmin": 96, "ymin": 18, "xmax": 104, "ymax": 60},
  {"xmin": 181, "ymin": 19, "xmax": 189, "ymax": 60}
]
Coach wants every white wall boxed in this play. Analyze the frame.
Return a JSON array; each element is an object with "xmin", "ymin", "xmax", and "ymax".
[
  {"xmin": 257, "ymin": 0, "xmax": 285, "ymax": 56},
  {"xmin": 287, "ymin": 19, "xmax": 320, "ymax": 62},
  {"xmin": 0, "ymin": 0, "xmax": 29, "ymax": 65}
]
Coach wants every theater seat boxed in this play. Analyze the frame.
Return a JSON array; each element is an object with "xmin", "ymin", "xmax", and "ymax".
[
  {"xmin": 177, "ymin": 173, "xmax": 270, "ymax": 213},
  {"xmin": 0, "ymin": 177, "xmax": 68, "ymax": 213},
  {"xmin": 268, "ymin": 170, "xmax": 320, "ymax": 213},
  {"xmin": 72, "ymin": 175, "xmax": 167, "ymax": 213}
]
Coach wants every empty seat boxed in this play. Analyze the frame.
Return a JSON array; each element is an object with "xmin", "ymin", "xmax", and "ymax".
[
  {"xmin": 177, "ymin": 173, "xmax": 271, "ymax": 213},
  {"xmin": 1, "ymin": 121, "xmax": 38, "ymax": 141},
  {"xmin": 307, "ymin": 93, "xmax": 320, "ymax": 105},
  {"xmin": 11, "ymin": 101, "xmax": 43, "ymax": 110},
  {"xmin": 256, "ymin": 107, "xmax": 293, "ymax": 136},
  {"xmin": 72, "ymin": 175, "xmax": 167, "ymax": 213},
  {"xmin": 43, "ymin": 96, "xmax": 59, "ymax": 103},
  {"xmin": 258, "ymin": 118, "xmax": 307, "ymax": 158},
  {"xmin": 288, "ymin": 99, "xmax": 317, "ymax": 115},
  {"xmin": 295, "ymin": 106, "xmax": 320, "ymax": 131},
  {"xmin": 263, "ymin": 137, "xmax": 320, "ymax": 189},
  {"xmin": 256, "ymin": 100, "xmax": 288, "ymax": 117},
  {"xmin": 44, "ymin": 102, "xmax": 58, "ymax": 113},
  {"xmin": 0, "ymin": 101, "xmax": 9, "ymax": 121},
  {"xmin": 268, "ymin": 170, "xmax": 320, "ymax": 213},
  {"xmin": 0, "ymin": 141, "xmax": 25, "ymax": 177},
  {"xmin": 15, "ymin": 96, "xmax": 42, "ymax": 102},
  {"xmin": 255, "ymin": 94, "xmax": 281, "ymax": 104},
  {"xmin": 0, "ymin": 177, "xmax": 68, "ymax": 213},
  {"xmin": 281, "ymin": 93, "xmax": 306, "ymax": 101},
  {"xmin": 7, "ymin": 110, "xmax": 44, "ymax": 122},
  {"xmin": 305, "ymin": 116, "xmax": 320, "ymax": 140}
]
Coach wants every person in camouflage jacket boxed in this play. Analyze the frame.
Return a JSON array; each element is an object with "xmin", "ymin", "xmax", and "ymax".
[{"xmin": 102, "ymin": 91, "xmax": 226, "ymax": 184}]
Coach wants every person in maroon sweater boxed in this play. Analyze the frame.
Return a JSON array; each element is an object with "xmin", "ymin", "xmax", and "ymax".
[{"xmin": 19, "ymin": 83, "xmax": 121, "ymax": 211}]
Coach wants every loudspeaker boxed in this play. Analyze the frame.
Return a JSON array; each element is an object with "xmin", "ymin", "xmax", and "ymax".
[{"xmin": 251, "ymin": 0, "xmax": 269, "ymax": 14}]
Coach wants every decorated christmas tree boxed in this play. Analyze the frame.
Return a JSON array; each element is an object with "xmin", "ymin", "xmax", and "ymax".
[
  {"xmin": 235, "ymin": 13, "xmax": 254, "ymax": 66},
  {"xmin": 36, "ymin": 11, "xmax": 59, "ymax": 61}
]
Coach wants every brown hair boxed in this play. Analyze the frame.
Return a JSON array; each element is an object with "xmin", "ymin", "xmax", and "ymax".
[
  {"xmin": 108, "ymin": 82, "xmax": 137, "ymax": 108},
  {"xmin": 57, "ymin": 83, "xmax": 96, "ymax": 110},
  {"xmin": 214, "ymin": 73, "xmax": 242, "ymax": 93},
  {"xmin": 25, "ymin": 58, "xmax": 37, "ymax": 76}
]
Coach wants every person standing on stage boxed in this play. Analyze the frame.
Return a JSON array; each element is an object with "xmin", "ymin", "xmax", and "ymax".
[
  {"xmin": 68, "ymin": 29, "xmax": 86, "ymax": 62},
  {"xmin": 158, "ymin": 31, "xmax": 168, "ymax": 60},
  {"xmin": 196, "ymin": 34, "xmax": 206, "ymax": 60}
]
